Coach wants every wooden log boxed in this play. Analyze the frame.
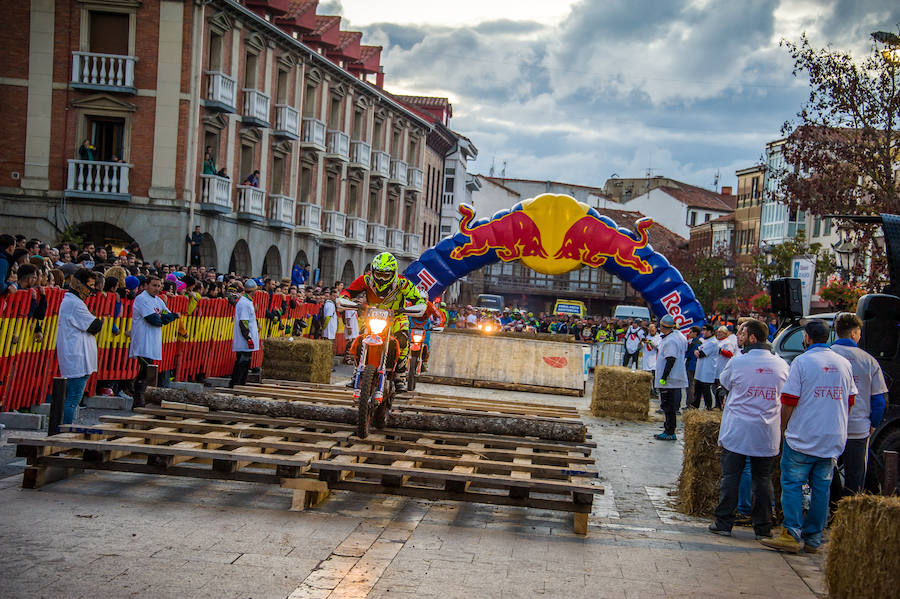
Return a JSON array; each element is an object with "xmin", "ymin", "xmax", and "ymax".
[{"xmin": 144, "ymin": 388, "xmax": 587, "ymax": 443}]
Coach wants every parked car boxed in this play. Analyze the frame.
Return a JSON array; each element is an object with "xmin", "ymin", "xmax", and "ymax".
[
  {"xmin": 613, "ymin": 304, "xmax": 650, "ymax": 321},
  {"xmin": 771, "ymin": 313, "xmax": 836, "ymax": 365}
]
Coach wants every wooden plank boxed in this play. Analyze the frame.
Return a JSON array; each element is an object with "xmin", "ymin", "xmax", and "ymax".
[
  {"xmin": 99, "ymin": 415, "xmax": 354, "ymax": 444},
  {"xmin": 509, "ymin": 447, "xmax": 533, "ymax": 500},
  {"xmin": 446, "ymin": 442, "xmax": 482, "ymax": 493},
  {"xmin": 160, "ymin": 400, "xmax": 210, "ymax": 412}
]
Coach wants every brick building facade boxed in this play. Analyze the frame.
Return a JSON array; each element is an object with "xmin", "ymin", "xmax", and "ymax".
[{"xmin": 1, "ymin": 0, "xmax": 449, "ymax": 283}]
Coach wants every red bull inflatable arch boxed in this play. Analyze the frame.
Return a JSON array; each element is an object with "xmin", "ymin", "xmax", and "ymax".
[{"xmin": 403, "ymin": 194, "xmax": 705, "ymax": 329}]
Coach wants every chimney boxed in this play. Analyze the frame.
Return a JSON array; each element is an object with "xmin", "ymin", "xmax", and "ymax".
[
  {"xmin": 376, "ymin": 66, "xmax": 384, "ymax": 88},
  {"xmin": 721, "ymin": 186, "xmax": 732, "ymax": 196}
]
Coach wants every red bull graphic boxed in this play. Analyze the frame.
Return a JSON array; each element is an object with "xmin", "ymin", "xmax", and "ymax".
[
  {"xmin": 450, "ymin": 205, "xmax": 548, "ymax": 261},
  {"xmin": 553, "ymin": 217, "xmax": 653, "ymax": 274},
  {"xmin": 403, "ymin": 194, "xmax": 705, "ymax": 329}
]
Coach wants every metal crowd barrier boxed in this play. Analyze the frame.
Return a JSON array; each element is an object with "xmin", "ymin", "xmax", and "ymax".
[{"xmin": 0, "ymin": 289, "xmax": 347, "ymax": 412}]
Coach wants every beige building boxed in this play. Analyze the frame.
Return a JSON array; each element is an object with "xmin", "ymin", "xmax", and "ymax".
[{"xmin": 734, "ymin": 165, "xmax": 764, "ymax": 264}]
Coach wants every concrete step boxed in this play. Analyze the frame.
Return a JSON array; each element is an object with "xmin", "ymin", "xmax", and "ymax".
[
  {"xmin": 0, "ymin": 412, "xmax": 46, "ymax": 431},
  {"xmin": 169, "ymin": 381, "xmax": 204, "ymax": 393},
  {"xmin": 29, "ymin": 403, "xmax": 81, "ymax": 422},
  {"xmin": 83, "ymin": 395, "xmax": 133, "ymax": 411}
]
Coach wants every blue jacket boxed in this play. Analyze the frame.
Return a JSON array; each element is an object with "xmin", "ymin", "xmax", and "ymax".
[
  {"xmin": 0, "ymin": 250, "xmax": 13, "ymax": 295},
  {"xmin": 685, "ymin": 338, "xmax": 701, "ymax": 372}
]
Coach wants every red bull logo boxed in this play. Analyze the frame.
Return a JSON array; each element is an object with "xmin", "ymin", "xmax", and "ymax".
[
  {"xmin": 450, "ymin": 205, "xmax": 548, "ymax": 261},
  {"xmin": 661, "ymin": 290, "xmax": 694, "ymax": 328},
  {"xmin": 553, "ymin": 217, "xmax": 653, "ymax": 274}
]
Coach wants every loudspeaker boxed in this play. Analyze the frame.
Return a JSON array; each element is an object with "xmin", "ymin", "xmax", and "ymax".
[{"xmin": 769, "ymin": 278, "xmax": 803, "ymax": 318}]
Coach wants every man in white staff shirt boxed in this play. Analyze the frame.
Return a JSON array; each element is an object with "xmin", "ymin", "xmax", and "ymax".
[
  {"xmin": 130, "ymin": 275, "xmax": 179, "ymax": 408},
  {"xmin": 760, "ymin": 320, "xmax": 856, "ymax": 554},
  {"xmin": 708, "ymin": 319, "xmax": 789, "ymax": 539},
  {"xmin": 229, "ymin": 279, "xmax": 260, "ymax": 388},
  {"xmin": 622, "ymin": 319, "xmax": 645, "ymax": 369},
  {"xmin": 829, "ymin": 313, "xmax": 888, "ymax": 494},
  {"xmin": 654, "ymin": 315, "xmax": 688, "ymax": 441},
  {"xmin": 57, "ymin": 268, "xmax": 103, "ymax": 424}
]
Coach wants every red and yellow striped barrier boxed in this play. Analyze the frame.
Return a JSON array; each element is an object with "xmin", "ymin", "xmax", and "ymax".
[{"xmin": 0, "ymin": 289, "xmax": 345, "ymax": 411}]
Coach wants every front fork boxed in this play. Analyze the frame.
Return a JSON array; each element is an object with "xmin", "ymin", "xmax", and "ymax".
[{"xmin": 352, "ymin": 332, "xmax": 391, "ymax": 405}]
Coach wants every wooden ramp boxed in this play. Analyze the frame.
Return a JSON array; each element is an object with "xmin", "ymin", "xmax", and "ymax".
[{"xmin": 12, "ymin": 399, "xmax": 602, "ymax": 534}]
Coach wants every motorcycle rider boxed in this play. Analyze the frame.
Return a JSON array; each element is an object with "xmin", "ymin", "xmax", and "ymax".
[
  {"xmin": 408, "ymin": 299, "xmax": 447, "ymax": 372},
  {"xmin": 342, "ymin": 252, "xmax": 426, "ymax": 392}
]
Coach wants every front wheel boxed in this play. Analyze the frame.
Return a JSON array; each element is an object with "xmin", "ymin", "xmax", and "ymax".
[
  {"xmin": 356, "ymin": 365, "xmax": 377, "ymax": 438},
  {"xmin": 374, "ymin": 378, "xmax": 393, "ymax": 429},
  {"xmin": 408, "ymin": 351, "xmax": 420, "ymax": 392}
]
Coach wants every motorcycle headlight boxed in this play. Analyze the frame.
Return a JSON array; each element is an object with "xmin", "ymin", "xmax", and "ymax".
[
  {"xmin": 477, "ymin": 323, "xmax": 483, "ymax": 330},
  {"xmin": 411, "ymin": 330, "xmax": 425, "ymax": 343},
  {"xmin": 368, "ymin": 318, "xmax": 388, "ymax": 334}
]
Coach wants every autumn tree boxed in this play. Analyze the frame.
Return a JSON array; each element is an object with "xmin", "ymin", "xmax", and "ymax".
[{"xmin": 778, "ymin": 33, "xmax": 900, "ymax": 290}]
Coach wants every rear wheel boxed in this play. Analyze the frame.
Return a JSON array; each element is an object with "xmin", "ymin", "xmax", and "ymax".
[
  {"xmin": 408, "ymin": 351, "xmax": 420, "ymax": 392},
  {"xmin": 356, "ymin": 365, "xmax": 377, "ymax": 438}
]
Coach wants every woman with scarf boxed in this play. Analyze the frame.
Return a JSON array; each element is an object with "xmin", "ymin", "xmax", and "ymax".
[{"xmin": 57, "ymin": 268, "xmax": 103, "ymax": 424}]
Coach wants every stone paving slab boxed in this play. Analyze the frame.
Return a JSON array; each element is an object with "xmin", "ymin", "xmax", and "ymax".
[{"xmin": 0, "ymin": 378, "xmax": 825, "ymax": 598}]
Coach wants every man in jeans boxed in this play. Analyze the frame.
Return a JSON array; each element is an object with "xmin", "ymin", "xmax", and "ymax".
[
  {"xmin": 57, "ymin": 268, "xmax": 103, "ymax": 424},
  {"xmin": 708, "ymin": 319, "xmax": 789, "ymax": 539},
  {"xmin": 761, "ymin": 320, "xmax": 857, "ymax": 554},
  {"xmin": 129, "ymin": 276, "xmax": 179, "ymax": 407},
  {"xmin": 829, "ymin": 313, "xmax": 887, "ymax": 493}
]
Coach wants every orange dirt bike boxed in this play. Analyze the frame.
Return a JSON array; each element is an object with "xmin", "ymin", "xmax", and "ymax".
[
  {"xmin": 338, "ymin": 297, "xmax": 426, "ymax": 438},
  {"xmin": 406, "ymin": 319, "xmax": 443, "ymax": 392}
]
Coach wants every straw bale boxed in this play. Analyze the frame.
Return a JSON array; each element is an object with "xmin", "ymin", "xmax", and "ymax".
[
  {"xmin": 676, "ymin": 410, "xmax": 722, "ymax": 516},
  {"xmin": 590, "ymin": 366, "xmax": 651, "ymax": 420},
  {"xmin": 262, "ymin": 337, "xmax": 332, "ymax": 383},
  {"xmin": 825, "ymin": 494, "xmax": 900, "ymax": 599}
]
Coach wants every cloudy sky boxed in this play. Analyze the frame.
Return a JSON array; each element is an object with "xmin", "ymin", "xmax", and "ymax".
[{"xmin": 322, "ymin": 0, "xmax": 900, "ymax": 191}]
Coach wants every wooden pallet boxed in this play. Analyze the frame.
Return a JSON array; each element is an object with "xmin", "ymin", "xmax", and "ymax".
[
  {"xmin": 227, "ymin": 382, "xmax": 583, "ymax": 421},
  {"xmin": 12, "ymin": 410, "xmax": 342, "ymax": 509},
  {"xmin": 12, "ymin": 404, "xmax": 602, "ymax": 533},
  {"xmin": 311, "ymin": 431, "xmax": 601, "ymax": 534}
]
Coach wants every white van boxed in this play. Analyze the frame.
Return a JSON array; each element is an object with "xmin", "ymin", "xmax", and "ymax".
[{"xmin": 613, "ymin": 305, "xmax": 651, "ymax": 321}]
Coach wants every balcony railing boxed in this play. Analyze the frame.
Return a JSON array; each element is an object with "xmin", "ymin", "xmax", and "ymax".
[
  {"xmin": 350, "ymin": 141, "xmax": 371, "ymax": 169},
  {"xmin": 66, "ymin": 160, "xmax": 132, "ymax": 200},
  {"xmin": 301, "ymin": 117, "xmax": 326, "ymax": 149},
  {"xmin": 268, "ymin": 193, "xmax": 295, "ymax": 227},
  {"xmin": 366, "ymin": 223, "xmax": 387, "ymax": 247},
  {"xmin": 274, "ymin": 104, "xmax": 300, "ymax": 138},
  {"xmin": 442, "ymin": 191, "xmax": 454, "ymax": 205},
  {"xmin": 390, "ymin": 160, "xmax": 408, "ymax": 186},
  {"xmin": 237, "ymin": 185, "xmax": 266, "ymax": 220},
  {"xmin": 242, "ymin": 88, "xmax": 270, "ymax": 126},
  {"xmin": 322, "ymin": 210, "xmax": 346, "ymax": 238},
  {"xmin": 296, "ymin": 202, "xmax": 321, "ymax": 231},
  {"xmin": 387, "ymin": 228, "xmax": 404, "ymax": 252},
  {"xmin": 205, "ymin": 71, "xmax": 236, "ymax": 111},
  {"xmin": 371, "ymin": 151, "xmax": 391, "ymax": 178},
  {"xmin": 344, "ymin": 217, "xmax": 367, "ymax": 245},
  {"xmin": 407, "ymin": 167, "xmax": 424, "ymax": 192},
  {"xmin": 326, "ymin": 130, "xmax": 349, "ymax": 160},
  {"xmin": 198, "ymin": 174, "xmax": 232, "ymax": 211},
  {"xmin": 403, "ymin": 233, "xmax": 420, "ymax": 256},
  {"xmin": 71, "ymin": 52, "xmax": 136, "ymax": 91}
]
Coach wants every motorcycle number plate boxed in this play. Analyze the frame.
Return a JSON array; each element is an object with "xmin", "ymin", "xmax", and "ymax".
[{"xmin": 367, "ymin": 308, "xmax": 391, "ymax": 321}]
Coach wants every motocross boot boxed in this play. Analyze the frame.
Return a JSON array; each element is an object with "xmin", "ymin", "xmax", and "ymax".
[{"xmin": 394, "ymin": 357, "xmax": 409, "ymax": 393}]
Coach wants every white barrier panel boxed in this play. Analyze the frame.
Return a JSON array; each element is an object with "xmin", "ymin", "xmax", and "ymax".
[{"xmin": 428, "ymin": 332, "xmax": 587, "ymax": 392}]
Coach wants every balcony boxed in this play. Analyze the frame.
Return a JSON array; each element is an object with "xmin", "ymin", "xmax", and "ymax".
[
  {"xmin": 387, "ymin": 228, "xmax": 404, "ymax": 252},
  {"xmin": 370, "ymin": 151, "xmax": 390, "ymax": 179},
  {"xmin": 326, "ymin": 130, "xmax": 349, "ymax": 161},
  {"xmin": 295, "ymin": 202, "xmax": 321, "ymax": 233},
  {"xmin": 273, "ymin": 104, "xmax": 300, "ymax": 139},
  {"xmin": 198, "ymin": 174, "xmax": 232, "ymax": 213},
  {"xmin": 321, "ymin": 210, "xmax": 346, "ymax": 240},
  {"xmin": 71, "ymin": 52, "xmax": 136, "ymax": 93},
  {"xmin": 407, "ymin": 167, "xmax": 424, "ymax": 192},
  {"xmin": 268, "ymin": 193, "xmax": 295, "ymax": 228},
  {"xmin": 65, "ymin": 160, "xmax": 132, "ymax": 202},
  {"xmin": 366, "ymin": 223, "xmax": 387, "ymax": 248},
  {"xmin": 205, "ymin": 71, "xmax": 236, "ymax": 112},
  {"xmin": 300, "ymin": 117, "xmax": 326, "ymax": 151},
  {"xmin": 403, "ymin": 233, "xmax": 421, "ymax": 256},
  {"xmin": 390, "ymin": 159, "xmax": 408, "ymax": 186},
  {"xmin": 349, "ymin": 141, "xmax": 371, "ymax": 170},
  {"xmin": 236, "ymin": 185, "xmax": 266, "ymax": 222},
  {"xmin": 344, "ymin": 217, "xmax": 367, "ymax": 246},
  {"xmin": 242, "ymin": 88, "xmax": 270, "ymax": 127}
]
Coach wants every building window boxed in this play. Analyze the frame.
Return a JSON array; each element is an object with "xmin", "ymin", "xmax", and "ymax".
[
  {"xmin": 348, "ymin": 183, "xmax": 359, "ymax": 216},
  {"xmin": 303, "ymin": 83, "xmax": 317, "ymax": 117},
  {"xmin": 82, "ymin": 115, "xmax": 126, "ymax": 161},
  {"xmin": 275, "ymin": 68, "xmax": 289, "ymax": 104},
  {"xmin": 329, "ymin": 96, "xmax": 342, "ymax": 130},
  {"xmin": 300, "ymin": 166, "xmax": 312, "ymax": 203},
  {"xmin": 372, "ymin": 118, "xmax": 383, "ymax": 150},
  {"xmin": 325, "ymin": 175, "xmax": 336, "ymax": 210},
  {"xmin": 352, "ymin": 108, "xmax": 364, "ymax": 140},
  {"xmin": 368, "ymin": 191, "xmax": 379, "ymax": 222},
  {"xmin": 824, "ymin": 218, "xmax": 832, "ymax": 236},
  {"xmin": 208, "ymin": 31, "xmax": 223, "ymax": 72},
  {"xmin": 239, "ymin": 144, "xmax": 255, "ymax": 183},
  {"xmin": 88, "ymin": 11, "xmax": 130, "ymax": 55},
  {"xmin": 813, "ymin": 217, "xmax": 821, "ymax": 238},
  {"xmin": 705, "ymin": 213, "xmax": 711, "ymax": 223},
  {"xmin": 271, "ymin": 155, "xmax": 284, "ymax": 195},
  {"xmin": 244, "ymin": 51, "xmax": 258, "ymax": 89},
  {"xmin": 689, "ymin": 211, "xmax": 697, "ymax": 226}
]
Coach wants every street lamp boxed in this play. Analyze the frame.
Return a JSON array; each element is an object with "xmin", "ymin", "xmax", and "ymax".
[
  {"xmin": 832, "ymin": 237, "xmax": 854, "ymax": 280},
  {"xmin": 722, "ymin": 263, "xmax": 736, "ymax": 291}
]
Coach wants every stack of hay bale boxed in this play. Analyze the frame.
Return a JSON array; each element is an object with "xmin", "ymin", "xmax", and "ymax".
[
  {"xmin": 262, "ymin": 337, "xmax": 333, "ymax": 383},
  {"xmin": 676, "ymin": 410, "xmax": 722, "ymax": 516},
  {"xmin": 590, "ymin": 366, "xmax": 651, "ymax": 420},
  {"xmin": 826, "ymin": 495, "xmax": 900, "ymax": 598}
]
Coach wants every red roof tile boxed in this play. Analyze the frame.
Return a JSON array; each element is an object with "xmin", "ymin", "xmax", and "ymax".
[
  {"xmin": 592, "ymin": 207, "xmax": 689, "ymax": 255},
  {"xmin": 660, "ymin": 183, "xmax": 734, "ymax": 211},
  {"xmin": 308, "ymin": 15, "xmax": 341, "ymax": 41},
  {"xmin": 349, "ymin": 45, "xmax": 381, "ymax": 73},
  {"xmin": 275, "ymin": 0, "xmax": 317, "ymax": 30}
]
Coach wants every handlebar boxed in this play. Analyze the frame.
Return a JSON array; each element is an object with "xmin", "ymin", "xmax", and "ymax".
[{"xmin": 337, "ymin": 296, "xmax": 427, "ymax": 318}]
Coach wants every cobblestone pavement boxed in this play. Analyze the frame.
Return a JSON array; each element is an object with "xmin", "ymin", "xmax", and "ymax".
[{"xmin": 0, "ymin": 377, "xmax": 825, "ymax": 598}]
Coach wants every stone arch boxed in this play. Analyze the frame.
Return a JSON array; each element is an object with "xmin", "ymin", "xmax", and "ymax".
[
  {"xmin": 71, "ymin": 221, "xmax": 139, "ymax": 258},
  {"xmin": 293, "ymin": 249, "xmax": 308, "ymax": 268},
  {"xmin": 340, "ymin": 259, "xmax": 356, "ymax": 284},
  {"xmin": 262, "ymin": 245, "xmax": 282, "ymax": 279},
  {"xmin": 228, "ymin": 239, "xmax": 252, "ymax": 276},
  {"xmin": 199, "ymin": 233, "xmax": 217, "ymax": 269}
]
